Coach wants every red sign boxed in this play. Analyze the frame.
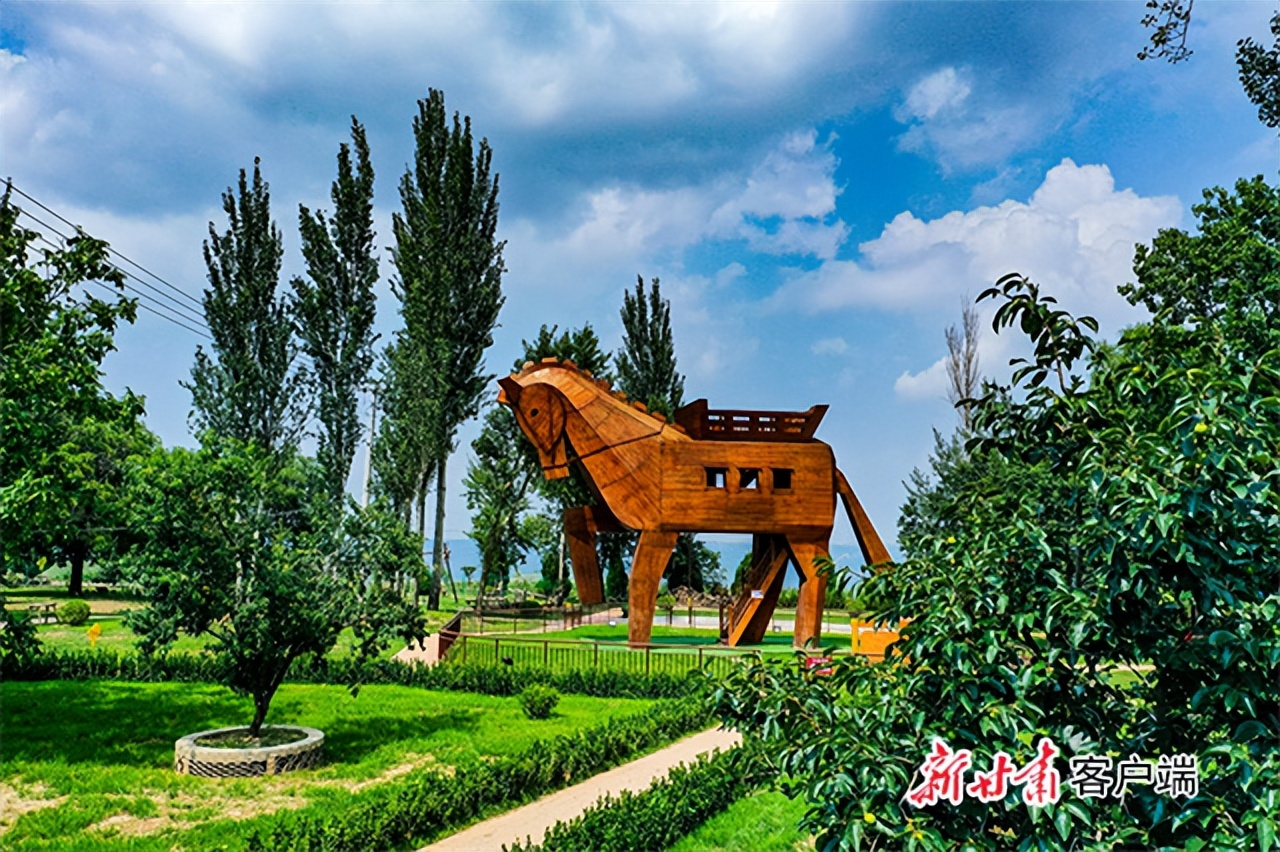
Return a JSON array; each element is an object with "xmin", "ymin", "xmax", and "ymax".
[{"xmin": 805, "ymin": 656, "xmax": 833, "ymax": 676}]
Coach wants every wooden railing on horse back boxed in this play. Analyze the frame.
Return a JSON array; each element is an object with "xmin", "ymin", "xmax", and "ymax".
[{"xmin": 673, "ymin": 399, "xmax": 828, "ymax": 442}]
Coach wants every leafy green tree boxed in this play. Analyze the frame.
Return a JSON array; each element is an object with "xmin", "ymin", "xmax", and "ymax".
[
  {"xmin": 616, "ymin": 275, "xmax": 683, "ymax": 418},
  {"xmin": 391, "ymin": 88, "xmax": 505, "ymax": 610},
  {"xmin": 293, "ymin": 118, "xmax": 380, "ymax": 502},
  {"xmin": 614, "ymin": 276, "xmax": 713, "ymax": 592},
  {"xmin": 712, "ymin": 183, "xmax": 1280, "ymax": 851},
  {"xmin": 664, "ymin": 536, "xmax": 721, "ymax": 593},
  {"xmin": 370, "ymin": 335, "xmax": 445, "ymax": 597},
  {"xmin": 464, "ymin": 407, "xmax": 538, "ymax": 597},
  {"xmin": 1237, "ymin": 11, "xmax": 1280, "ymax": 129},
  {"xmin": 186, "ymin": 159, "xmax": 307, "ymax": 456},
  {"xmin": 1122, "ymin": 175, "xmax": 1279, "ymax": 352},
  {"xmin": 127, "ymin": 440, "xmax": 423, "ymax": 736},
  {"xmin": 0, "ymin": 190, "xmax": 156, "ymax": 596}
]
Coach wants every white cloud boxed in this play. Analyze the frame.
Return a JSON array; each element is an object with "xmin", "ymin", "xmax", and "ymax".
[
  {"xmin": 892, "ymin": 66, "xmax": 1045, "ymax": 171},
  {"xmin": 896, "ymin": 67, "xmax": 970, "ymax": 121},
  {"xmin": 503, "ymin": 127, "xmax": 848, "ymax": 308},
  {"xmin": 893, "ymin": 359, "xmax": 949, "ymax": 401},
  {"xmin": 777, "ymin": 159, "xmax": 1182, "ymax": 338}
]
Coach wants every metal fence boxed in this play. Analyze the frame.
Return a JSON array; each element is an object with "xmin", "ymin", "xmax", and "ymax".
[{"xmin": 441, "ymin": 632, "xmax": 756, "ymax": 678}]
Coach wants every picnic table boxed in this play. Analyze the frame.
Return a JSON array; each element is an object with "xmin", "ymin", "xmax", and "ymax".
[{"xmin": 28, "ymin": 602, "xmax": 57, "ymax": 623}]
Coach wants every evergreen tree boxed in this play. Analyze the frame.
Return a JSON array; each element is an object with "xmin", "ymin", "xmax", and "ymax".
[
  {"xmin": 391, "ymin": 89, "xmax": 505, "ymax": 608},
  {"xmin": 293, "ymin": 118, "xmax": 380, "ymax": 502},
  {"xmin": 186, "ymin": 159, "xmax": 307, "ymax": 456},
  {"xmin": 616, "ymin": 275, "xmax": 683, "ymax": 417}
]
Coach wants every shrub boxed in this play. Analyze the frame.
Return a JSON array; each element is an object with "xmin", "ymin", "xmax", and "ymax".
[
  {"xmin": 519, "ymin": 684, "xmax": 560, "ymax": 719},
  {"xmin": 505, "ymin": 745, "xmax": 766, "ymax": 852},
  {"xmin": 57, "ymin": 599, "xmax": 91, "ymax": 626},
  {"xmin": 7, "ymin": 649, "xmax": 708, "ymax": 700},
  {"xmin": 0, "ymin": 599, "xmax": 42, "ymax": 671},
  {"xmin": 247, "ymin": 699, "xmax": 709, "ymax": 851}
]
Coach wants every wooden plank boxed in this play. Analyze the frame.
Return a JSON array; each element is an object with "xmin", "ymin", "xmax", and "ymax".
[
  {"xmin": 788, "ymin": 538, "xmax": 831, "ymax": 649},
  {"xmin": 728, "ymin": 534, "xmax": 789, "ymax": 646},
  {"xmin": 627, "ymin": 531, "xmax": 678, "ymax": 647}
]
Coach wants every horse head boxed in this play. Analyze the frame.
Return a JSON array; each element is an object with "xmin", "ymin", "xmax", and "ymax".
[{"xmin": 498, "ymin": 375, "xmax": 571, "ymax": 479}]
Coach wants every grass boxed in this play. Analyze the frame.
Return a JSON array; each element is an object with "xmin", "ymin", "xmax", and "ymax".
[
  {"xmin": 7, "ymin": 586, "xmax": 460, "ymax": 658},
  {"xmin": 669, "ymin": 789, "xmax": 811, "ymax": 852},
  {"xmin": 485, "ymin": 624, "xmax": 806, "ymax": 652},
  {"xmin": 0, "ymin": 680, "xmax": 655, "ymax": 851}
]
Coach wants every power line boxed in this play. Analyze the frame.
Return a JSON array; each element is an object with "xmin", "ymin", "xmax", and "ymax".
[
  {"xmin": 16, "ymin": 206, "xmax": 210, "ymax": 330},
  {"xmin": 5, "ymin": 181, "xmax": 206, "ymax": 311},
  {"xmin": 30, "ymin": 232, "xmax": 213, "ymax": 341}
]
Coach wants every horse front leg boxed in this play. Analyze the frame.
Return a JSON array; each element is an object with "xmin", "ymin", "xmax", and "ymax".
[
  {"xmin": 627, "ymin": 530, "xmax": 678, "ymax": 647},
  {"xmin": 563, "ymin": 507, "xmax": 605, "ymax": 605}
]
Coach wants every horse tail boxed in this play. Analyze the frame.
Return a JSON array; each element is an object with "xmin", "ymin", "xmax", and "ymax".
[{"xmin": 834, "ymin": 467, "xmax": 892, "ymax": 568}]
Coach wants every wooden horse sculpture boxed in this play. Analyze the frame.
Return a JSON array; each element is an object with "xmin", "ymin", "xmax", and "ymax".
[{"xmin": 497, "ymin": 359, "xmax": 891, "ymax": 648}]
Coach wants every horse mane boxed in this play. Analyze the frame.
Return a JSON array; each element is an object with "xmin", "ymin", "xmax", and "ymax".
[{"xmin": 512, "ymin": 358, "xmax": 690, "ymax": 437}]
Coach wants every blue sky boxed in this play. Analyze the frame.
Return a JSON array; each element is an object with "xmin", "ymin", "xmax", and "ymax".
[{"xmin": 2, "ymin": 2, "xmax": 1276, "ymax": 566}]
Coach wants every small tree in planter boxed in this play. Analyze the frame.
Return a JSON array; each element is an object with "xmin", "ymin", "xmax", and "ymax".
[{"xmin": 127, "ymin": 439, "xmax": 424, "ymax": 738}]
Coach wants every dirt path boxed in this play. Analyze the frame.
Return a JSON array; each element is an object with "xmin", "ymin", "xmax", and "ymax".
[{"xmin": 419, "ymin": 727, "xmax": 742, "ymax": 852}]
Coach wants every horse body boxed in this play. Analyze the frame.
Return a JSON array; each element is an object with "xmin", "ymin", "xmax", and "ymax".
[{"xmin": 498, "ymin": 360, "xmax": 888, "ymax": 648}]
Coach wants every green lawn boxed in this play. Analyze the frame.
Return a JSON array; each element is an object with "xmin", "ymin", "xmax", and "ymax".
[
  {"xmin": 669, "ymin": 789, "xmax": 811, "ymax": 852},
  {"xmin": 484, "ymin": 623, "xmax": 803, "ymax": 652},
  {"xmin": 7, "ymin": 586, "xmax": 461, "ymax": 657},
  {"xmin": 0, "ymin": 680, "xmax": 655, "ymax": 851}
]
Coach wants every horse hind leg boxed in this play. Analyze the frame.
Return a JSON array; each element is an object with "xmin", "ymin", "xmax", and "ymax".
[{"xmin": 787, "ymin": 537, "xmax": 831, "ymax": 650}]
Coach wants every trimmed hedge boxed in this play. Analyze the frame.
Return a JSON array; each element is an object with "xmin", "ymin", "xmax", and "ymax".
[
  {"xmin": 504, "ymin": 744, "xmax": 766, "ymax": 852},
  {"xmin": 57, "ymin": 599, "xmax": 91, "ymax": 626},
  {"xmin": 246, "ymin": 699, "xmax": 710, "ymax": 852},
  {"xmin": 8, "ymin": 649, "xmax": 704, "ymax": 698}
]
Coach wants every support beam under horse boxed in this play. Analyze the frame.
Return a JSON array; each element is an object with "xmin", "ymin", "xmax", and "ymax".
[{"xmin": 497, "ymin": 359, "xmax": 891, "ymax": 648}]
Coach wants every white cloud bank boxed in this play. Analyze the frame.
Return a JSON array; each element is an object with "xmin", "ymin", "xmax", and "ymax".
[{"xmin": 767, "ymin": 159, "xmax": 1183, "ymax": 400}]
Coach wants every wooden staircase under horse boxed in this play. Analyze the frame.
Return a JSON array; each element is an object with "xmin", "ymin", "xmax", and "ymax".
[{"xmin": 498, "ymin": 359, "xmax": 891, "ymax": 648}]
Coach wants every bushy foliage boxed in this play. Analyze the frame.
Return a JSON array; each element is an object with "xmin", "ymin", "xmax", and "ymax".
[
  {"xmin": 124, "ymin": 441, "xmax": 425, "ymax": 734},
  {"xmin": 8, "ymin": 650, "xmax": 706, "ymax": 699},
  {"xmin": 0, "ymin": 596, "xmax": 42, "ymax": 671},
  {"xmin": 506, "ymin": 745, "xmax": 766, "ymax": 852},
  {"xmin": 56, "ymin": 599, "xmax": 90, "ymax": 626},
  {"xmin": 247, "ymin": 699, "xmax": 707, "ymax": 851},
  {"xmin": 712, "ymin": 179, "xmax": 1280, "ymax": 851},
  {"xmin": 519, "ymin": 683, "xmax": 561, "ymax": 719},
  {"xmin": 1, "ymin": 188, "xmax": 157, "ymax": 596}
]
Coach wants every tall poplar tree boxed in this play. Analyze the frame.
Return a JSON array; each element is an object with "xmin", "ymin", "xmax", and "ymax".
[
  {"xmin": 616, "ymin": 275, "xmax": 684, "ymax": 417},
  {"xmin": 187, "ymin": 158, "xmax": 307, "ymax": 456},
  {"xmin": 293, "ymin": 118, "xmax": 380, "ymax": 502},
  {"xmin": 391, "ymin": 89, "xmax": 505, "ymax": 609},
  {"xmin": 612, "ymin": 276, "xmax": 717, "ymax": 590}
]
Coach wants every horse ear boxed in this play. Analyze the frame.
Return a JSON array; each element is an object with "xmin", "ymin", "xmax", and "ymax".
[{"xmin": 497, "ymin": 376, "xmax": 522, "ymax": 406}]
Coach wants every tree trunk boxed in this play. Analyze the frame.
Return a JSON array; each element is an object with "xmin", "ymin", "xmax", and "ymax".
[
  {"xmin": 68, "ymin": 540, "xmax": 87, "ymax": 597},
  {"xmin": 414, "ymin": 487, "xmax": 427, "ymax": 607},
  {"xmin": 250, "ymin": 692, "xmax": 271, "ymax": 738},
  {"xmin": 429, "ymin": 453, "xmax": 446, "ymax": 610}
]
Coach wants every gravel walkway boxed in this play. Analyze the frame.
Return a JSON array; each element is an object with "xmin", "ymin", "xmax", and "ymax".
[{"xmin": 418, "ymin": 727, "xmax": 743, "ymax": 852}]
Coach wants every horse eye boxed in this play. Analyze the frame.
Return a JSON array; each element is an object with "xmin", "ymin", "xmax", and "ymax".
[{"xmin": 530, "ymin": 408, "xmax": 540, "ymax": 417}]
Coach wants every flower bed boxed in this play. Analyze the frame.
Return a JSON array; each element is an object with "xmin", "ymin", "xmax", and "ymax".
[{"xmin": 174, "ymin": 725, "xmax": 324, "ymax": 777}]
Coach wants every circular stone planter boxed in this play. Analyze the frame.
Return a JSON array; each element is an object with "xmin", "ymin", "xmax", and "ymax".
[{"xmin": 174, "ymin": 726, "xmax": 324, "ymax": 777}]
